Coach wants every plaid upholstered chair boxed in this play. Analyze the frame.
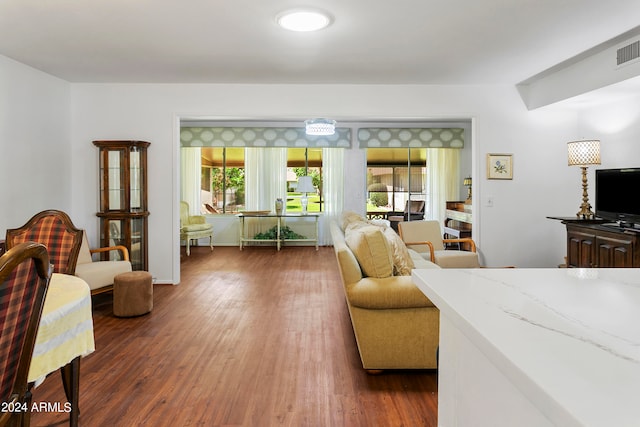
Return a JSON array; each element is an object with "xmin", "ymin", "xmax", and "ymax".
[
  {"xmin": 5, "ymin": 210, "xmax": 83, "ymax": 275},
  {"xmin": 0, "ymin": 242, "xmax": 51, "ymax": 427}
]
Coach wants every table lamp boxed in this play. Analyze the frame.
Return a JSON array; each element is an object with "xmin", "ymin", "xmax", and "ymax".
[
  {"xmin": 567, "ymin": 139, "xmax": 601, "ymax": 219},
  {"xmin": 297, "ymin": 176, "xmax": 316, "ymax": 214},
  {"xmin": 463, "ymin": 176, "xmax": 472, "ymax": 204}
]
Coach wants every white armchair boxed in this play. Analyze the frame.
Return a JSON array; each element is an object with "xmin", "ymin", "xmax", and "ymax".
[
  {"xmin": 398, "ymin": 220, "xmax": 480, "ymax": 268},
  {"xmin": 180, "ymin": 201, "xmax": 214, "ymax": 256},
  {"xmin": 74, "ymin": 231, "xmax": 132, "ymax": 294}
]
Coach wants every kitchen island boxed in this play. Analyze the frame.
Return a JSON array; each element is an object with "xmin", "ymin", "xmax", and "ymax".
[{"xmin": 412, "ymin": 268, "xmax": 640, "ymax": 427}]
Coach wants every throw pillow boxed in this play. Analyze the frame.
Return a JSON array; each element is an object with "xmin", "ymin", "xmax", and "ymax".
[
  {"xmin": 340, "ymin": 211, "xmax": 367, "ymax": 230},
  {"xmin": 344, "ymin": 224, "xmax": 393, "ymax": 278},
  {"xmin": 382, "ymin": 226, "xmax": 415, "ymax": 275}
]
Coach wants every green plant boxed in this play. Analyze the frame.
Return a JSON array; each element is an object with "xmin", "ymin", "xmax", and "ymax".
[
  {"xmin": 367, "ymin": 183, "xmax": 388, "ymax": 207},
  {"xmin": 254, "ymin": 226, "xmax": 306, "ymax": 240}
]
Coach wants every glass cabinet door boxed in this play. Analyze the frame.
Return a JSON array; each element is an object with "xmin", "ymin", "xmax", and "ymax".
[
  {"xmin": 99, "ymin": 216, "xmax": 147, "ymax": 271},
  {"xmin": 130, "ymin": 147, "xmax": 145, "ymax": 211},
  {"xmin": 130, "ymin": 216, "xmax": 147, "ymax": 271},
  {"xmin": 100, "ymin": 218, "xmax": 126, "ymax": 260},
  {"xmin": 99, "ymin": 148, "xmax": 127, "ymax": 211}
]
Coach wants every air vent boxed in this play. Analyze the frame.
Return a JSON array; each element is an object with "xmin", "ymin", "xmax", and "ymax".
[{"xmin": 617, "ymin": 40, "xmax": 640, "ymax": 66}]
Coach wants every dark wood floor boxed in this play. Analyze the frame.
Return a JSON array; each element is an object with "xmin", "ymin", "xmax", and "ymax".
[{"xmin": 31, "ymin": 246, "xmax": 438, "ymax": 426}]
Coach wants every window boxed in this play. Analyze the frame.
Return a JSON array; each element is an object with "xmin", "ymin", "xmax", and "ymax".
[
  {"xmin": 181, "ymin": 125, "xmax": 348, "ymax": 217},
  {"xmin": 366, "ymin": 148, "xmax": 426, "ymax": 218},
  {"xmin": 201, "ymin": 147, "xmax": 245, "ymax": 214},
  {"xmin": 287, "ymin": 148, "xmax": 323, "ymax": 213},
  {"xmin": 196, "ymin": 147, "xmax": 324, "ymax": 214}
]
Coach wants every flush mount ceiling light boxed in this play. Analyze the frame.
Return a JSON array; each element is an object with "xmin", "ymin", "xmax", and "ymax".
[
  {"xmin": 305, "ymin": 118, "xmax": 336, "ymax": 135},
  {"xmin": 277, "ymin": 9, "xmax": 332, "ymax": 32}
]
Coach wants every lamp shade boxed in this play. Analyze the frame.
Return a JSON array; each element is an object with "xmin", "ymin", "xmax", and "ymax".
[
  {"xmin": 463, "ymin": 176, "xmax": 472, "ymax": 186},
  {"xmin": 567, "ymin": 140, "xmax": 601, "ymax": 166},
  {"xmin": 297, "ymin": 176, "xmax": 316, "ymax": 193}
]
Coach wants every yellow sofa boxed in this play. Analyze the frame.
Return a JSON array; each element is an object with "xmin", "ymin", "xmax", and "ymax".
[{"xmin": 329, "ymin": 214, "xmax": 440, "ymax": 371}]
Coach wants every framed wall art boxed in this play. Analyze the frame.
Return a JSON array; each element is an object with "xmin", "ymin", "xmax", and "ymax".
[{"xmin": 487, "ymin": 154, "xmax": 513, "ymax": 180}]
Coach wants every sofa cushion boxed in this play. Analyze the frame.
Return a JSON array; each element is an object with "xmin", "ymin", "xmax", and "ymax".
[
  {"xmin": 75, "ymin": 260, "xmax": 132, "ymax": 291},
  {"xmin": 434, "ymin": 250, "xmax": 481, "ymax": 268},
  {"xmin": 344, "ymin": 224, "xmax": 393, "ymax": 278},
  {"xmin": 346, "ymin": 275, "xmax": 436, "ymax": 309},
  {"xmin": 181, "ymin": 223, "xmax": 212, "ymax": 232}
]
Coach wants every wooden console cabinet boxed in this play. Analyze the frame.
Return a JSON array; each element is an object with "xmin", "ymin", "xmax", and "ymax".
[
  {"xmin": 445, "ymin": 201, "xmax": 472, "ymax": 250},
  {"xmin": 564, "ymin": 222, "xmax": 640, "ymax": 268}
]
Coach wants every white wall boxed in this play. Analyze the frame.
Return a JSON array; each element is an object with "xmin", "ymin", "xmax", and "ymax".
[
  {"xmin": 576, "ymin": 93, "xmax": 640, "ymax": 167},
  {"xmin": 4, "ymin": 55, "xmax": 639, "ymax": 284},
  {"xmin": 69, "ymin": 83, "xmax": 579, "ymax": 283},
  {"xmin": 0, "ymin": 56, "xmax": 71, "ymax": 233}
]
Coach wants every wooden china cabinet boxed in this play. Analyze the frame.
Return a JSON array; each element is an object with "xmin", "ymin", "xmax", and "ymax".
[{"xmin": 93, "ymin": 140, "xmax": 150, "ymax": 271}]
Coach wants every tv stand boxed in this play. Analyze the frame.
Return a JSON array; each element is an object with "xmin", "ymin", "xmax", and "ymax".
[
  {"xmin": 558, "ymin": 220, "xmax": 640, "ymax": 268},
  {"xmin": 618, "ymin": 220, "xmax": 638, "ymax": 230}
]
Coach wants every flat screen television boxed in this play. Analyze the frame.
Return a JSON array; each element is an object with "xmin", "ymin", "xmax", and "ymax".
[{"xmin": 595, "ymin": 168, "xmax": 640, "ymax": 226}]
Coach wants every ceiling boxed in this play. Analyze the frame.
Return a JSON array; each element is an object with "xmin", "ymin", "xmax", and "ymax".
[{"xmin": 1, "ymin": 0, "xmax": 640, "ymax": 85}]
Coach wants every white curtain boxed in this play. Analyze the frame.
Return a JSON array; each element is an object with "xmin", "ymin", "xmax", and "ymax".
[
  {"xmin": 321, "ymin": 148, "xmax": 345, "ymax": 245},
  {"xmin": 426, "ymin": 148, "xmax": 460, "ymax": 223},
  {"xmin": 245, "ymin": 147, "xmax": 287, "ymax": 234},
  {"xmin": 180, "ymin": 147, "xmax": 201, "ymax": 215},
  {"xmin": 245, "ymin": 147, "xmax": 287, "ymax": 210}
]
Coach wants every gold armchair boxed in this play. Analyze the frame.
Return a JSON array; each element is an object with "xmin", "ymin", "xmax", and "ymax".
[{"xmin": 180, "ymin": 201, "xmax": 214, "ymax": 256}]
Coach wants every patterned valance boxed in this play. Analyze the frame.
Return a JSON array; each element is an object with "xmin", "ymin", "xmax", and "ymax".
[
  {"xmin": 358, "ymin": 128, "xmax": 464, "ymax": 148},
  {"xmin": 181, "ymin": 127, "xmax": 351, "ymax": 148}
]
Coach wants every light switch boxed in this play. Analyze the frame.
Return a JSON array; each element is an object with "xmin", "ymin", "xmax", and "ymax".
[{"xmin": 486, "ymin": 196, "xmax": 494, "ymax": 207}]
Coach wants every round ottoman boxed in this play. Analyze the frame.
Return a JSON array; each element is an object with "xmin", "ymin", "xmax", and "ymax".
[{"xmin": 113, "ymin": 271, "xmax": 153, "ymax": 317}]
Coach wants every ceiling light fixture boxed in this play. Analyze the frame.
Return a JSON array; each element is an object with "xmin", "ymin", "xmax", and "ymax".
[
  {"xmin": 277, "ymin": 9, "xmax": 332, "ymax": 32},
  {"xmin": 305, "ymin": 118, "xmax": 336, "ymax": 136}
]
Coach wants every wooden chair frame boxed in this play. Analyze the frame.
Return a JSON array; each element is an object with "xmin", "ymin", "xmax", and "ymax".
[
  {"xmin": 0, "ymin": 242, "xmax": 51, "ymax": 427},
  {"xmin": 5, "ymin": 210, "xmax": 83, "ymax": 275},
  {"xmin": 400, "ymin": 237, "xmax": 477, "ymax": 263}
]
